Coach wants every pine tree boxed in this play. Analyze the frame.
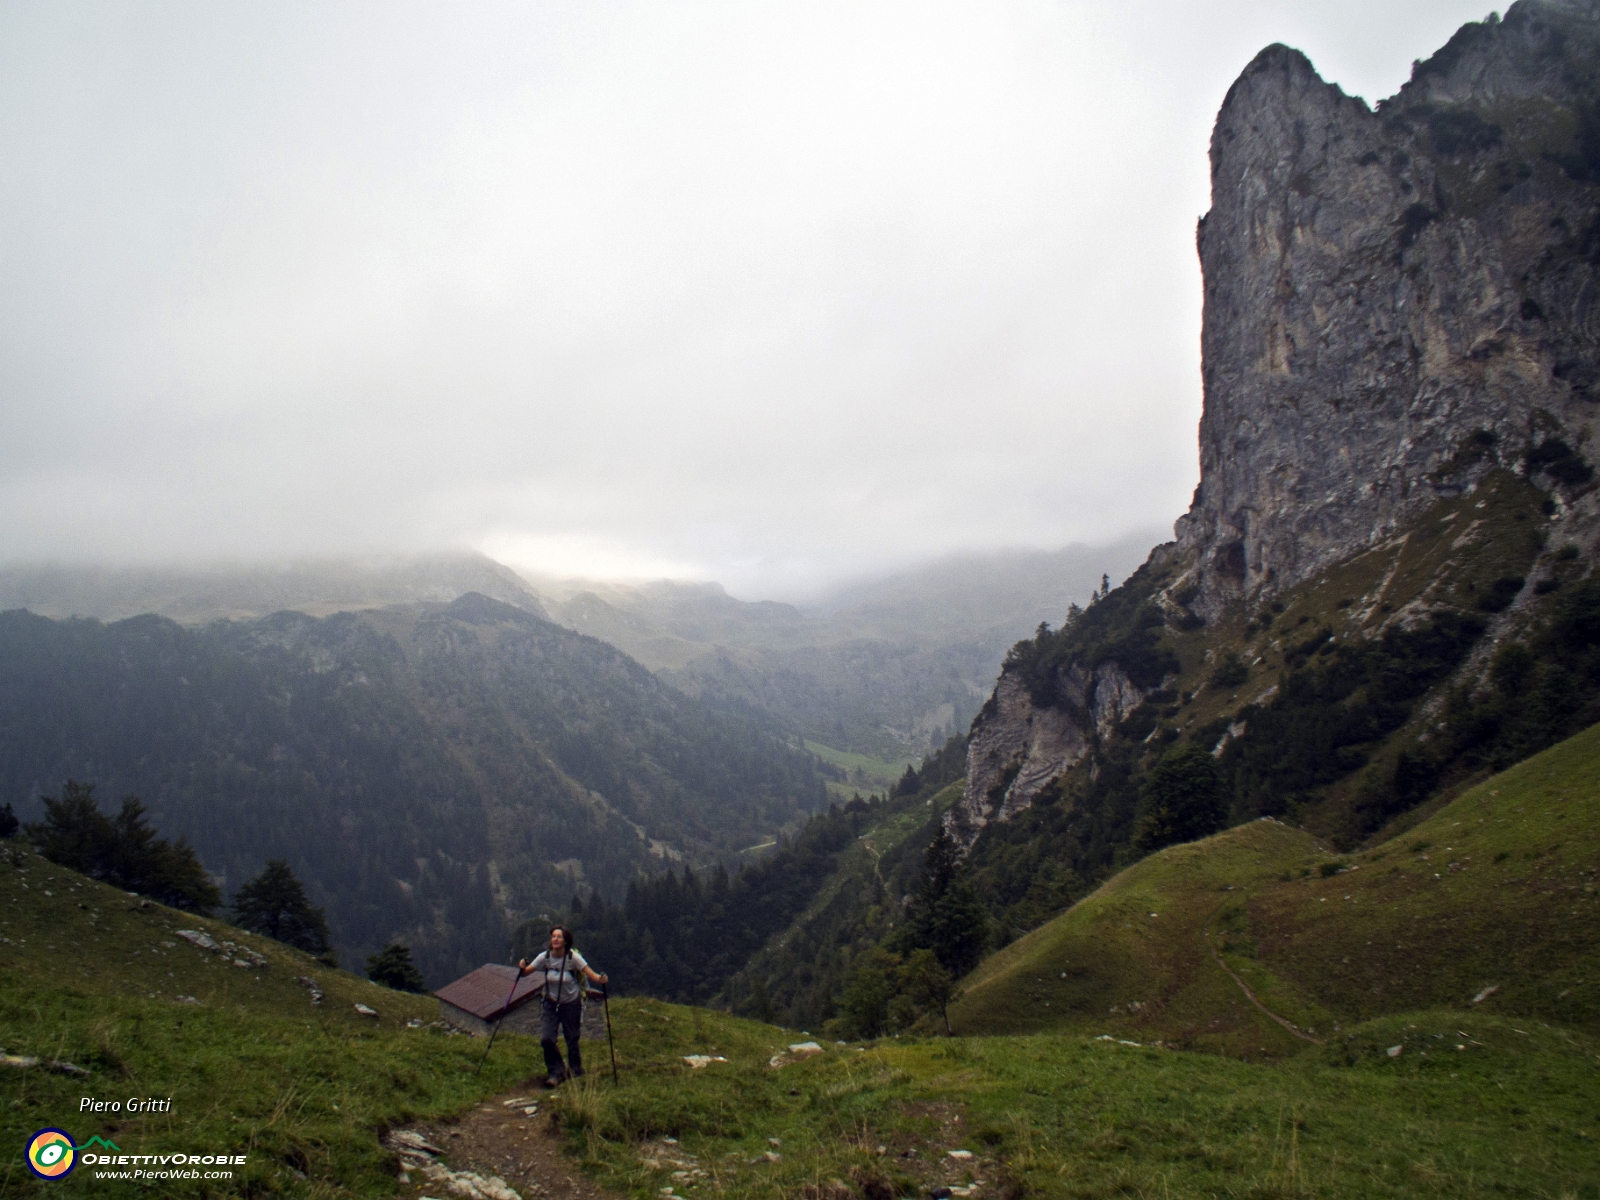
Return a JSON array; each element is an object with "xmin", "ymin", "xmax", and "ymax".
[
  {"xmin": 897, "ymin": 948, "xmax": 954, "ymax": 1034},
  {"xmin": 26, "ymin": 780, "xmax": 108, "ymax": 875},
  {"xmin": 0, "ymin": 802, "xmax": 19, "ymax": 840},
  {"xmin": 1133, "ymin": 743, "xmax": 1229, "ymax": 854},
  {"xmin": 896, "ymin": 826, "xmax": 988, "ymax": 977},
  {"xmin": 232, "ymin": 860, "xmax": 334, "ymax": 961},
  {"xmin": 366, "ymin": 943, "xmax": 428, "ymax": 992},
  {"xmin": 148, "ymin": 831, "xmax": 222, "ymax": 914},
  {"xmin": 744, "ymin": 976, "xmax": 775, "ymax": 1024},
  {"xmin": 25, "ymin": 781, "xmax": 218, "ymax": 913},
  {"xmin": 840, "ymin": 946, "xmax": 898, "ymax": 1038}
]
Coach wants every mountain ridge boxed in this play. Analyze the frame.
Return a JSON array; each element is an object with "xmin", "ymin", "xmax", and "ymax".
[
  {"xmin": 0, "ymin": 594, "xmax": 826, "ymax": 984},
  {"xmin": 0, "ymin": 551, "xmax": 545, "ymax": 625}
]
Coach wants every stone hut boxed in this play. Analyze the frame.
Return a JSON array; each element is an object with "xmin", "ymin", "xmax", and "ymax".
[{"xmin": 435, "ymin": 963, "xmax": 607, "ymax": 1041}]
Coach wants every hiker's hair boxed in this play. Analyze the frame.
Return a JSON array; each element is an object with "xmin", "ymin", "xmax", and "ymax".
[{"xmin": 550, "ymin": 925, "xmax": 575, "ymax": 950}]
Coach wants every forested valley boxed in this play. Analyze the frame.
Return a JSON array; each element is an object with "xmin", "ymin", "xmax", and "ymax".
[{"xmin": 0, "ymin": 594, "xmax": 827, "ymax": 984}]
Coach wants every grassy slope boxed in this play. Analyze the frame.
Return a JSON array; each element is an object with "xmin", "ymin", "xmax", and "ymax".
[
  {"xmin": 949, "ymin": 720, "xmax": 1600, "ymax": 1050},
  {"xmin": 950, "ymin": 818, "xmax": 1324, "ymax": 1054},
  {"xmin": 0, "ymin": 847, "xmax": 548, "ymax": 1197},
  {"xmin": 1245, "ymin": 717, "xmax": 1600, "ymax": 1033},
  {"xmin": 4, "ymin": 836, "xmax": 1598, "ymax": 1199},
  {"xmin": 553, "ymin": 997, "xmax": 1599, "ymax": 1200},
  {"xmin": 1170, "ymin": 469, "xmax": 1549, "ymax": 725}
]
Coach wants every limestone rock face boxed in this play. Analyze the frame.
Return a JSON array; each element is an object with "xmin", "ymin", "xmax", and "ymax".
[
  {"xmin": 955, "ymin": 661, "xmax": 1148, "ymax": 841},
  {"xmin": 951, "ymin": 0, "xmax": 1600, "ymax": 843},
  {"xmin": 958, "ymin": 674, "xmax": 1087, "ymax": 840},
  {"xmin": 1176, "ymin": 0, "xmax": 1600, "ymax": 619}
]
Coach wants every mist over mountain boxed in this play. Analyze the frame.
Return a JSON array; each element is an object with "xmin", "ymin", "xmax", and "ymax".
[
  {"xmin": 533, "ymin": 534, "xmax": 1159, "ymax": 758},
  {"xmin": 0, "ymin": 553, "xmax": 543, "ymax": 624},
  {"xmin": 807, "ymin": 533, "xmax": 1163, "ymax": 640},
  {"xmin": 0, "ymin": 536, "xmax": 1160, "ymax": 768}
]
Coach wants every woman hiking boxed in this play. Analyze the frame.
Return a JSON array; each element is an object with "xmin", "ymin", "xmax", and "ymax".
[{"xmin": 518, "ymin": 926, "xmax": 608, "ymax": 1087}]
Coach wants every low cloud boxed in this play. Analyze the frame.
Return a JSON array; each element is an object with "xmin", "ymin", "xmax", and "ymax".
[{"xmin": 0, "ymin": 1, "xmax": 1494, "ymax": 599}]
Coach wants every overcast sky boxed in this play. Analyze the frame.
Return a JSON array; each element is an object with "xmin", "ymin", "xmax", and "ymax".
[{"xmin": 1, "ymin": 1, "xmax": 1499, "ymax": 600}]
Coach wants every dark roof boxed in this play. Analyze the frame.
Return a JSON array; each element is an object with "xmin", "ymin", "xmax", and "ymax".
[{"xmin": 434, "ymin": 964, "xmax": 540, "ymax": 1020}]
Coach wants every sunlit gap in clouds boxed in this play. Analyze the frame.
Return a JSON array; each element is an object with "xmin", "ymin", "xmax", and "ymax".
[{"xmin": 477, "ymin": 531, "xmax": 706, "ymax": 593}]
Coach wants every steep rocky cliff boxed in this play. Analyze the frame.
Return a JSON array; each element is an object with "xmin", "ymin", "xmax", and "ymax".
[
  {"xmin": 1178, "ymin": 0, "xmax": 1600, "ymax": 619},
  {"xmin": 952, "ymin": 0, "xmax": 1600, "ymax": 847}
]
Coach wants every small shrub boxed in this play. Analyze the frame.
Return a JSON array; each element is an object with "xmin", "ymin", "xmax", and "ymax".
[
  {"xmin": 1525, "ymin": 439, "xmax": 1595, "ymax": 487},
  {"xmin": 1210, "ymin": 654, "xmax": 1250, "ymax": 689},
  {"xmin": 1491, "ymin": 643, "xmax": 1536, "ymax": 697},
  {"xmin": 1477, "ymin": 576, "xmax": 1525, "ymax": 613}
]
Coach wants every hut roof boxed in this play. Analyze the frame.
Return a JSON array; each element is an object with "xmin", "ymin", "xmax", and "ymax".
[{"xmin": 434, "ymin": 964, "xmax": 540, "ymax": 1020}]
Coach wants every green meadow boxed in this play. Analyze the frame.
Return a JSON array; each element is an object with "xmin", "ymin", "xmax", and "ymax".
[
  {"xmin": 4, "ymin": 721, "xmax": 1599, "ymax": 1196},
  {"xmin": 551, "ymin": 999, "xmax": 1599, "ymax": 1200},
  {"xmin": 804, "ymin": 742, "xmax": 921, "ymax": 796},
  {"xmin": 951, "ymin": 720, "xmax": 1600, "ymax": 1048}
]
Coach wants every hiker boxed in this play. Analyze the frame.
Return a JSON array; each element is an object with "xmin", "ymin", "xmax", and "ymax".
[{"xmin": 518, "ymin": 926, "xmax": 608, "ymax": 1087}]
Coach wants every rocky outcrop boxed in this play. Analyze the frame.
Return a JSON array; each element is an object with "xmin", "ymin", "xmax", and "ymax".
[
  {"xmin": 957, "ymin": 675, "xmax": 1086, "ymax": 839},
  {"xmin": 952, "ymin": 661, "xmax": 1146, "ymax": 841},
  {"xmin": 953, "ymin": 0, "xmax": 1600, "ymax": 845},
  {"xmin": 1176, "ymin": 0, "xmax": 1600, "ymax": 619}
]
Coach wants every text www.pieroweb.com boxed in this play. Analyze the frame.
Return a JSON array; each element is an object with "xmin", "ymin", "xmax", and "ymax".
[{"xmin": 85, "ymin": 1152, "xmax": 244, "ymax": 1181}]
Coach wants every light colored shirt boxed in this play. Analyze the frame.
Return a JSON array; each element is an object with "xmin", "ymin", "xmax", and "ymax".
[{"xmin": 526, "ymin": 948, "xmax": 588, "ymax": 1003}]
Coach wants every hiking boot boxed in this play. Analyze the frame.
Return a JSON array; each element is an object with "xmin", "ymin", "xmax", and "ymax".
[{"xmin": 542, "ymin": 1074, "xmax": 562, "ymax": 1089}]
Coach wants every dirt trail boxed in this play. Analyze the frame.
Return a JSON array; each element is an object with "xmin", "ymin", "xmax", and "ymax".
[
  {"xmin": 392, "ymin": 1084, "xmax": 622, "ymax": 1200},
  {"xmin": 1201, "ymin": 924, "xmax": 1323, "ymax": 1045}
]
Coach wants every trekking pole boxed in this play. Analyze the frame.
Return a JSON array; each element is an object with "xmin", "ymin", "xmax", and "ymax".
[
  {"xmin": 600, "ymin": 982, "xmax": 619, "ymax": 1085},
  {"xmin": 477, "ymin": 966, "xmax": 523, "ymax": 1076}
]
